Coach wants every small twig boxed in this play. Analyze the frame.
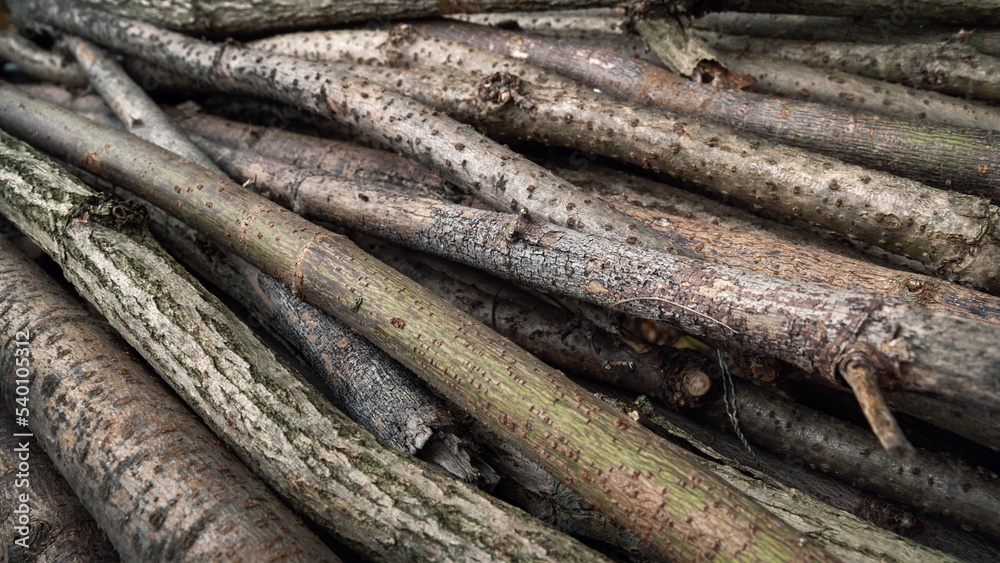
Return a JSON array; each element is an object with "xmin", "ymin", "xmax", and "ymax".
[
  {"xmin": 610, "ymin": 296, "xmax": 738, "ymax": 334},
  {"xmin": 841, "ymin": 360, "xmax": 916, "ymax": 459}
]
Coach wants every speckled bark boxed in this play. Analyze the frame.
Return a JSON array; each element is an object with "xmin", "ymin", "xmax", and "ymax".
[
  {"xmin": 714, "ymin": 0, "xmax": 1000, "ymax": 26},
  {"xmin": 12, "ymin": 2, "xmax": 683, "ymax": 259},
  {"xmin": 63, "ymin": 0, "xmax": 626, "ymax": 34},
  {"xmin": 0, "ymin": 76, "xmax": 835, "ymax": 562},
  {"xmin": 703, "ymin": 49, "xmax": 1000, "ymax": 133},
  {"xmin": 695, "ymin": 380, "xmax": 1000, "ymax": 539},
  {"xmin": 703, "ymin": 32, "xmax": 1000, "ymax": 102},
  {"xmin": 0, "ymin": 126, "xmax": 606, "ymax": 563},
  {"xmin": 0, "ymin": 403, "xmax": 120, "ymax": 562},
  {"xmin": 0, "ymin": 30, "xmax": 87, "ymax": 86},
  {"xmin": 356, "ymin": 236, "xmax": 716, "ymax": 408},
  {"xmin": 692, "ymin": 12, "xmax": 1000, "ymax": 56},
  {"xmin": 64, "ymin": 36, "xmax": 224, "ymax": 174},
  {"xmin": 191, "ymin": 140, "xmax": 1000, "ymax": 413},
  {"xmin": 267, "ymin": 50, "xmax": 1000, "ymax": 293},
  {"xmin": 167, "ymin": 108, "xmax": 450, "ymax": 195},
  {"xmin": 0, "ymin": 210, "xmax": 336, "ymax": 561},
  {"xmin": 420, "ymin": 21, "xmax": 1000, "ymax": 202}
]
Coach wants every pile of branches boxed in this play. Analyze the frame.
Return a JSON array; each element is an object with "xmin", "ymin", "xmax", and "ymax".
[{"xmin": 0, "ymin": 1, "xmax": 998, "ymax": 561}]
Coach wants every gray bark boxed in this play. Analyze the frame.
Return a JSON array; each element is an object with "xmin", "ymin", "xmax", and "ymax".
[
  {"xmin": 713, "ymin": 0, "xmax": 1000, "ymax": 26},
  {"xmin": 0, "ymin": 30, "xmax": 87, "ymax": 86}
]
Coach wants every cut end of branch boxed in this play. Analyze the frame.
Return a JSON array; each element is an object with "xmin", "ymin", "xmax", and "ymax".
[{"xmin": 841, "ymin": 359, "xmax": 916, "ymax": 461}]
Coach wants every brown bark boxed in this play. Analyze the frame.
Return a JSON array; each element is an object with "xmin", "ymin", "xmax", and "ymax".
[
  {"xmin": 0, "ymin": 226, "xmax": 338, "ymax": 561},
  {"xmin": 418, "ymin": 21, "xmax": 1000, "ymax": 202},
  {"xmin": 0, "ymin": 30, "xmax": 87, "ymax": 87},
  {"xmin": 702, "ymin": 32, "xmax": 1000, "ymax": 102},
  {"xmin": 0, "ymin": 77, "xmax": 834, "ymax": 561},
  {"xmin": 186, "ymin": 139, "xmax": 1000, "ymax": 416},
  {"xmin": 694, "ymin": 379, "xmax": 1000, "ymax": 539},
  {"xmin": 0, "ymin": 402, "xmax": 120, "ymax": 562}
]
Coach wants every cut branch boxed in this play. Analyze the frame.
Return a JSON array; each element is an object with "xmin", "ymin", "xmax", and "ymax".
[
  {"xmin": 0, "ymin": 125, "xmax": 604, "ymax": 562},
  {"xmin": 0, "ymin": 80, "xmax": 831, "ymax": 561},
  {"xmin": 417, "ymin": 21, "xmax": 1000, "ymax": 202}
]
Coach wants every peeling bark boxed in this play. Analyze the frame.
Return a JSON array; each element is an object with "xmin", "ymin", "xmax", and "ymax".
[
  {"xmin": 0, "ymin": 126, "xmax": 604, "ymax": 562},
  {"xmin": 694, "ymin": 380, "xmax": 1000, "ymax": 539},
  {"xmin": 702, "ymin": 32, "xmax": 1000, "ymax": 102},
  {"xmin": 184, "ymin": 138, "xmax": 1000, "ymax": 414},
  {"xmin": 0, "ymin": 404, "xmax": 120, "ymax": 562},
  {"xmin": 0, "ymin": 221, "xmax": 337, "ymax": 561},
  {"xmin": 0, "ymin": 78, "xmax": 834, "ymax": 562},
  {"xmin": 419, "ymin": 21, "xmax": 1000, "ymax": 202}
]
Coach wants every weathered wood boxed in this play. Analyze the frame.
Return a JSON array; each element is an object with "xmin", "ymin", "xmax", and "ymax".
[
  {"xmin": 64, "ymin": 35, "xmax": 224, "ymax": 174},
  {"xmin": 0, "ymin": 220, "xmax": 338, "ymax": 561},
  {"xmin": 184, "ymin": 137, "xmax": 1000, "ymax": 416},
  {"xmin": 694, "ymin": 379, "xmax": 1000, "ymax": 539},
  {"xmin": 0, "ymin": 79, "xmax": 834, "ymax": 561},
  {"xmin": 702, "ymin": 32, "xmax": 1000, "ymax": 102},
  {"xmin": 711, "ymin": 0, "xmax": 1000, "ymax": 26},
  {"xmin": 0, "ymin": 125, "xmax": 606, "ymax": 562},
  {"xmin": 420, "ymin": 21, "xmax": 1000, "ymax": 202},
  {"xmin": 61, "ymin": 0, "xmax": 626, "ymax": 34},
  {"xmin": 0, "ymin": 30, "xmax": 87, "ymax": 87},
  {"xmin": 251, "ymin": 26, "xmax": 1000, "ymax": 293},
  {"xmin": 0, "ymin": 402, "xmax": 120, "ymax": 562}
]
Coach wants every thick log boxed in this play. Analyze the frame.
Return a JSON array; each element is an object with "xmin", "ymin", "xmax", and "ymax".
[
  {"xmin": 0, "ymin": 403, "xmax": 119, "ymax": 562},
  {"xmin": 0, "ymin": 79, "xmax": 834, "ymax": 561},
  {"xmin": 0, "ymin": 126, "xmax": 604, "ymax": 562},
  {"xmin": 711, "ymin": 0, "xmax": 1000, "ymax": 26},
  {"xmin": 0, "ymin": 222, "xmax": 337, "ymax": 561}
]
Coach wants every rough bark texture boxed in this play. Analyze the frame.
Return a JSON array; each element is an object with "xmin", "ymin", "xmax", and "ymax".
[
  {"xmin": 703, "ymin": 32, "xmax": 1000, "ymax": 102},
  {"xmin": 692, "ymin": 12, "xmax": 1000, "ymax": 57},
  {"xmin": 356, "ymin": 235, "xmax": 717, "ymax": 409},
  {"xmin": 713, "ymin": 0, "xmax": 1000, "ymax": 25},
  {"xmin": 57, "ymin": 0, "xmax": 626, "ymax": 34},
  {"xmin": 0, "ymin": 402, "xmax": 120, "ymax": 562},
  {"xmin": 0, "ymin": 77, "xmax": 835, "ymax": 562},
  {"xmin": 695, "ymin": 380, "xmax": 1000, "ymax": 539},
  {"xmin": 0, "ymin": 30, "xmax": 87, "ymax": 87},
  {"xmin": 191, "ymin": 139, "xmax": 1000, "ymax": 414},
  {"xmin": 420, "ymin": 21, "xmax": 1000, "ymax": 202},
  {"xmin": 15, "ymin": 3, "xmax": 687, "ymax": 261},
  {"xmin": 0, "ymin": 209, "xmax": 337, "ymax": 561},
  {"xmin": 0, "ymin": 125, "xmax": 605, "ymax": 563},
  {"xmin": 884, "ymin": 391, "xmax": 1000, "ymax": 452},
  {"xmin": 705, "ymin": 49, "xmax": 1000, "ymax": 133},
  {"xmin": 64, "ymin": 35, "xmax": 224, "ymax": 174},
  {"xmin": 249, "ymin": 46, "xmax": 1000, "ymax": 294},
  {"xmin": 640, "ymin": 392, "xmax": 1000, "ymax": 562}
]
